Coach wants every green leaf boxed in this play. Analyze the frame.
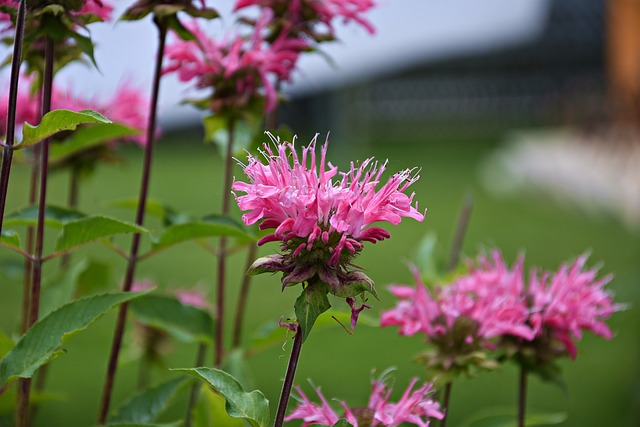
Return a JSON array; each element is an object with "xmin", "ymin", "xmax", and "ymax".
[
  {"xmin": 0, "ymin": 332, "xmax": 14, "ymax": 360},
  {"xmin": 151, "ymin": 217, "xmax": 251, "ymax": 252},
  {"xmin": 174, "ymin": 368, "xmax": 269, "ymax": 427},
  {"xmin": 164, "ymin": 14, "xmax": 196, "ymax": 41},
  {"xmin": 130, "ymin": 294, "xmax": 214, "ymax": 344},
  {"xmin": 110, "ymin": 199, "xmax": 172, "ymax": 222},
  {"xmin": 414, "ymin": 232, "xmax": 441, "ymax": 283},
  {"xmin": 18, "ymin": 109, "xmax": 111, "ymax": 149},
  {"xmin": 250, "ymin": 309, "xmax": 376, "ymax": 354},
  {"xmin": 0, "ymin": 230, "xmax": 21, "ymax": 251},
  {"xmin": 55, "ymin": 215, "xmax": 146, "ymax": 252},
  {"xmin": 0, "ymin": 291, "xmax": 149, "ymax": 387},
  {"xmin": 294, "ymin": 283, "xmax": 331, "ymax": 343},
  {"xmin": 193, "ymin": 384, "xmax": 245, "ymax": 427},
  {"xmin": 102, "ymin": 423, "xmax": 181, "ymax": 427},
  {"xmin": 462, "ymin": 408, "xmax": 567, "ymax": 427},
  {"xmin": 49, "ymin": 122, "xmax": 140, "ymax": 165},
  {"xmin": 75, "ymin": 258, "xmax": 112, "ymax": 296},
  {"xmin": 40, "ymin": 259, "xmax": 88, "ymax": 317},
  {"xmin": 108, "ymin": 377, "xmax": 190, "ymax": 424},
  {"xmin": 3, "ymin": 205, "xmax": 86, "ymax": 228},
  {"xmin": 222, "ymin": 349, "xmax": 253, "ymax": 391}
]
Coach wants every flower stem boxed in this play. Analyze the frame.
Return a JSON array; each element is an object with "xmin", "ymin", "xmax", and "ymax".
[
  {"xmin": 214, "ymin": 118, "xmax": 235, "ymax": 366},
  {"xmin": 439, "ymin": 382, "xmax": 452, "ymax": 427},
  {"xmin": 447, "ymin": 193, "xmax": 473, "ymax": 272},
  {"xmin": 518, "ymin": 367, "xmax": 528, "ymax": 427},
  {"xmin": 0, "ymin": 0, "xmax": 26, "ymax": 235},
  {"xmin": 97, "ymin": 18, "xmax": 167, "ymax": 425},
  {"xmin": 232, "ymin": 243, "xmax": 257, "ymax": 348},
  {"xmin": 16, "ymin": 33, "xmax": 55, "ymax": 427},
  {"xmin": 273, "ymin": 328, "xmax": 303, "ymax": 427},
  {"xmin": 185, "ymin": 343, "xmax": 207, "ymax": 427}
]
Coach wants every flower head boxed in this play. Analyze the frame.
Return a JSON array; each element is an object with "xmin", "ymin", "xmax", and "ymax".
[
  {"xmin": 235, "ymin": 0, "xmax": 376, "ymax": 40},
  {"xmin": 381, "ymin": 252, "xmax": 534, "ymax": 373},
  {"xmin": 285, "ymin": 378, "xmax": 443, "ymax": 427},
  {"xmin": 164, "ymin": 11, "xmax": 307, "ymax": 113},
  {"xmin": 525, "ymin": 254, "xmax": 622, "ymax": 360},
  {"xmin": 234, "ymin": 133, "xmax": 423, "ymax": 294}
]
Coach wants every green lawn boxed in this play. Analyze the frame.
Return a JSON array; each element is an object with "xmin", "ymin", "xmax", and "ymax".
[{"xmin": 1, "ymin": 129, "xmax": 638, "ymax": 427}]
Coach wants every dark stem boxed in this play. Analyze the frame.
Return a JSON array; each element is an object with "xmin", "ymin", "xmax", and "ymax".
[
  {"xmin": 518, "ymin": 367, "xmax": 528, "ymax": 427},
  {"xmin": 0, "ymin": 0, "xmax": 26, "ymax": 235},
  {"xmin": 447, "ymin": 193, "xmax": 473, "ymax": 272},
  {"xmin": 97, "ymin": 19, "xmax": 167, "ymax": 425},
  {"xmin": 17, "ymin": 34, "xmax": 55, "ymax": 427},
  {"xmin": 439, "ymin": 382, "xmax": 452, "ymax": 427},
  {"xmin": 184, "ymin": 343, "xmax": 207, "ymax": 427},
  {"xmin": 273, "ymin": 329, "xmax": 303, "ymax": 427},
  {"xmin": 214, "ymin": 118, "xmax": 235, "ymax": 366},
  {"xmin": 232, "ymin": 244, "xmax": 257, "ymax": 348}
]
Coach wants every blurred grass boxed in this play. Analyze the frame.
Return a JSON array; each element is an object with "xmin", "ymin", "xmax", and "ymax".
[{"xmin": 0, "ymin": 129, "xmax": 638, "ymax": 427}]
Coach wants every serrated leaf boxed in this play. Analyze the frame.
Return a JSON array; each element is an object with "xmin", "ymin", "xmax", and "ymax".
[
  {"xmin": 174, "ymin": 368, "xmax": 269, "ymax": 427},
  {"xmin": 0, "ymin": 230, "xmax": 21, "ymax": 251},
  {"xmin": 130, "ymin": 294, "xmax": 214, "ymax": 344},
  {"xmin": 55, "ymin": 215, "xmax": 146, "ymax": 252},
  {"xmin": 193, "ymin": 384, "xmax": 245, "ymax": 427},
  {"xmin": 151, "ymin": 217, "xmax": 251, "ymax": 251},
  {"xmin": 0, "ymin": 291, "xmax": 149, "ymax": 387},
  {"xmin": 108, "ymin": 377, "xmax": 190, "ymax": 424},
  {"xmin": 3, "ymin": 205, "xmax": 86, "ymax": 228},
  {"xmin": 49, "ymin": 122, "xmax": 140, "ymax": 164},
  {"xmin": 294, "ymin": 283, "xmax": 331, "ymax": 343},
  {"xmin": 18, "ymin": 109, "xmax": 111, "ymax": 149}
]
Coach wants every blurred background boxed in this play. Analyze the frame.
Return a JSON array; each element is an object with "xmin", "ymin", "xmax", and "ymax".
[{"xmin": 1, "ymin": 0, "xmax": 639, "ymax": 426}]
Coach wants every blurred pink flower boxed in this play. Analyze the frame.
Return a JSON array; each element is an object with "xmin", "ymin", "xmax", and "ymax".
[
  {"xmin": 527, "ymin": 254, "xmax": 622, "ymax": 359},
  {"xmin": 381, "ymin": 252, "xmax": 535, "ymax": 345},
  {"xmin": 131, "ymin": 281, "xmax": 154, "ymax": 292},
  {"xmin": 0, "ymin": 78, "xmax": 37, "ymax": 138},
  {"xmin": 176, "ymin": 289, "xmax": 209, "ymax": 309},
  {"xmin": 235, "ymin": 0, "xmax": 376, "ymax": 36},
  {"xmin": 163, "ymin": 10, "xmax": 307, "ymax": 112},
  {"xmin": 0, "ymin": 0, "xmax": 113, "ymax": 24},
  {"xmin": 76, "ymin": 0, "xmax": 114, "ymax": 22},
  {"xmin": 52, "ymin": 81, "xmax": 151, "ymax": 146},
  {"xmin": 285, "ymin": 378, "xmax": 443, "ymax": 427}
]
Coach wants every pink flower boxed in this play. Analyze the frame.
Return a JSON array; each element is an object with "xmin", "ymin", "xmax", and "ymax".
[
  {"xmin": 285, "ymin": 378, "xmax": 443, "ymax": 427},
  {"xmin": 76, "ymin": 0, "xmax": 114, "ymax": 22},
  {"xmin": 381, "ymin": 252, "xmax": 534, "ymax": 343},
  {"xmin": 526, "ymin": 254, "xmax": 622, "ymax": 359},
  {"xmin": 235, "ymin": 0, "xmax": 376, "ymax": 37},
  {"xmin": 234, "ymin": 133, "xmax": 423, "ymax": 326},
  {"xmin": 0, "ymin": 77, "xmax": 38, "ymax": 138},
  {"xmin": 52, "ymin": 81, "xmax": 151, "ymax": 146},
  {"xmin": 176, "ymin": 289, "xmax": 209, "ymax": 309},
  {"xmin": 164, "ymin": 11, "xmax": 307, "ymax": 113},
  {"xmin": 380, "ymin": 252, "xmax": 535, "ymax": 373}
]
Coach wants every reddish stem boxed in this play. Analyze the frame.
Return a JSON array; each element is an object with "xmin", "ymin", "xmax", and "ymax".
[
  {"xmin": 215, "ymin": 118, "xmax": 235, "ymax": 366},
  {"xmin": 97, "ymin": 18, "xmax": 167, "ymax": 425},
  {"xmin": 0, "ymin": 0, "xmax": 25, "ymax": 235},
  {"xmin": 273, "ymin": 329, "xmax": 303, "ymax": 427}
]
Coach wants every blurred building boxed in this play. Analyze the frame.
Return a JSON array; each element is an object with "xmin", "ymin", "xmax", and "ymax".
[{"xmin": 281, "ymin": 0, "xmax": 607, "ymax": 141}]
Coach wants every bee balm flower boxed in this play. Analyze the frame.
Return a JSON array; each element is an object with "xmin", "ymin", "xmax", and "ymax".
[
  {"xmin": 285, "ymin": 378, "xmax": 443, "ymax": 427},
  {"xmin": 233, "ymin": 133, "xmax": 424, "ymax": 319}
]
